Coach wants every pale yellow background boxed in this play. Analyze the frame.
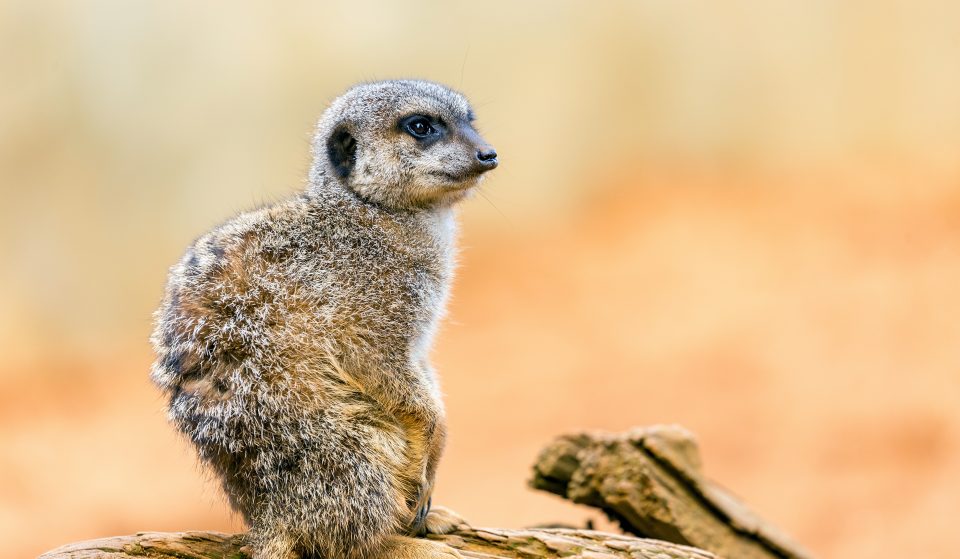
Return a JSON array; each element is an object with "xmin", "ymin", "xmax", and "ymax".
[{"xmin": 2, "ymin": 2, "xmax": 959, "ymax": 558}]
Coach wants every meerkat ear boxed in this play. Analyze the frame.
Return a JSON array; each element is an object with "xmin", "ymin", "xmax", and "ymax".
[{"xmin": 326, "ymin": 126, "xmax": 357, "ymax": 179}]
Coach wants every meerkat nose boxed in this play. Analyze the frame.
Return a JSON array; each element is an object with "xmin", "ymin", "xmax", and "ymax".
[{"xmin": 476, "ymin": 147, "xmax": 498, "ymax": 168}]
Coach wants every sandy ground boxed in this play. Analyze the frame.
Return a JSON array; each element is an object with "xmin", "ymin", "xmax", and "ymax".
[{"xmin": 2, "ymin": 166, "xmax": 959, "ymax": 559}]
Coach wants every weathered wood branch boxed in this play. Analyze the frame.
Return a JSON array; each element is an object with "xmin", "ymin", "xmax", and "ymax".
[
  {"xmin": 41, "ymin": 424, "xmax": 814, "ymax": 559},
  {"xmin": 40, "ymin": 527, "xmax": 716, "ymax": 559},
  {"xmin": 530, "ymin": 425, "xmax": 814, "ymax": 559}
]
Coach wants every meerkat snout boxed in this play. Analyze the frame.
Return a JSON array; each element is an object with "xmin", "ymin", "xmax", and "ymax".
[
  {"xmin": 310, "ymin": 80, "xmax": 498, "ymax": 211},
  {"xmin": 476, "ymin": 146, "xmax": 498, "ymax": 166},
  {"xmin": 458, "ymin": 122, "xmax": 498, "ymax": 170}
]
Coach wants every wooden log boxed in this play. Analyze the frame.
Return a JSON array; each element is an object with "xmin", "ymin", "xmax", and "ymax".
[
  {"xmin": 40, "ymin": 424, "xmax": 813, "ymax": 559},
  {"xmin": 39, "ymin": 527, "xmax": 716, "ymax": 559},
  {"xmin": 530, "ymin": 425, "xmax": 815, "ymax": 559}
]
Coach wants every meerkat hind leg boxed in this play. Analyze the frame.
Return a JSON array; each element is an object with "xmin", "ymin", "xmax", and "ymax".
[
  {"xmin": 246, "ymin": 531, "xmax": 298, "ymax": 559},
  {"xmin": 379, "ymin": 535, "xmax": 462, "ymax": 559}
]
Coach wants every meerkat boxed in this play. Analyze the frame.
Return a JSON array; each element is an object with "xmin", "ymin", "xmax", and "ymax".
[{"xmin": 149, "ymin": 80, "xmax": 498, "ymax": 559}]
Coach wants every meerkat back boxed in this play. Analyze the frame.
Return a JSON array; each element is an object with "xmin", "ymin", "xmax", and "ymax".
[{"xmin": 150, "ymin": 80, "xmax": 497, "ymax": 559}]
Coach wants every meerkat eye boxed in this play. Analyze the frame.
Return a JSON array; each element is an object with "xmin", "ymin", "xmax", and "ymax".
[{"xmin": 402, "ymin": 116, "xmax": 436, "ymax": 139}]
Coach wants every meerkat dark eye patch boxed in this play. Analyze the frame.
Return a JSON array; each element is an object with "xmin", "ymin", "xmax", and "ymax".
[
  {"xmin": 327, "ymin": 126, "xmax": 357, "ymax": 178},
  {"xmin": 400, "ymin": 115, "xmax": 442, "ymax": 143}
]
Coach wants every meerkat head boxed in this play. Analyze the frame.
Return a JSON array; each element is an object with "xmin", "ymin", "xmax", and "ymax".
[{"xmin": 310, "ymin": 80, "xmax": 498, "ymax": 210}]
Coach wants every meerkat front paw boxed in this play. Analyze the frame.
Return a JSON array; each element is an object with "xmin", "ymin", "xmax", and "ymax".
[{"xmin": 424, "ymin": 505, "xmax": 470, "ymax": 535}]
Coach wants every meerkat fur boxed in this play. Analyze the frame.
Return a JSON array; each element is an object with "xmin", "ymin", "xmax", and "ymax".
[{"xmin": 150, "ymin": 80, "xmax": 498, "ymax": 559}]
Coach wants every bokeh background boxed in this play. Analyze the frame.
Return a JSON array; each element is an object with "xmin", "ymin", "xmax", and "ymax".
[{"xmin": 3, "ymin": 1, "xmax": 960, "ymax": 558}]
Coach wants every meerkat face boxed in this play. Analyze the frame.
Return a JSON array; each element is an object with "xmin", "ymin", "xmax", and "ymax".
[{"xmin": 312, "ymin": 80, "xmax": 498, "ymax": 210}]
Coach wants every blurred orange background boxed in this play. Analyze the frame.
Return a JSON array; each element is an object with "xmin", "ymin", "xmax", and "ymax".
[{"xmin": 2, "ymin": 2, "xmax": 959, "ymax": 558}]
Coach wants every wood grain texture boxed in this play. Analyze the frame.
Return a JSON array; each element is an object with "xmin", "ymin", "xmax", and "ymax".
[{"xmin": 39, "ymin": 528, "xmax": 716, "ymax": 559}]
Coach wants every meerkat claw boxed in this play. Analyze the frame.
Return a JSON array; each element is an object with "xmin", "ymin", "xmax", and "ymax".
[{"xmin": 407, "ymin": 495, "xmax": 431, "ymax": 536}]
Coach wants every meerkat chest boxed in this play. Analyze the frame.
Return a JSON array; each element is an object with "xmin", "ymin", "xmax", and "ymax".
[
  {"xmin": 402, "ymin": 211, "xmax": 456, "ymax": 315},
  {"xmin": 323, "ymin": 210, "xmax": 455, "ymax": 331},
  {"xmin": 371, "ymin": 236, "xmax": 452, "ymax": 324}
]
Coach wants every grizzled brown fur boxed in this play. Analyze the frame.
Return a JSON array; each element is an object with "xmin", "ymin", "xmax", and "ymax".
[{"xmin": 150, "ymin": 81, "xmax": 497, "ymax": 559}]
